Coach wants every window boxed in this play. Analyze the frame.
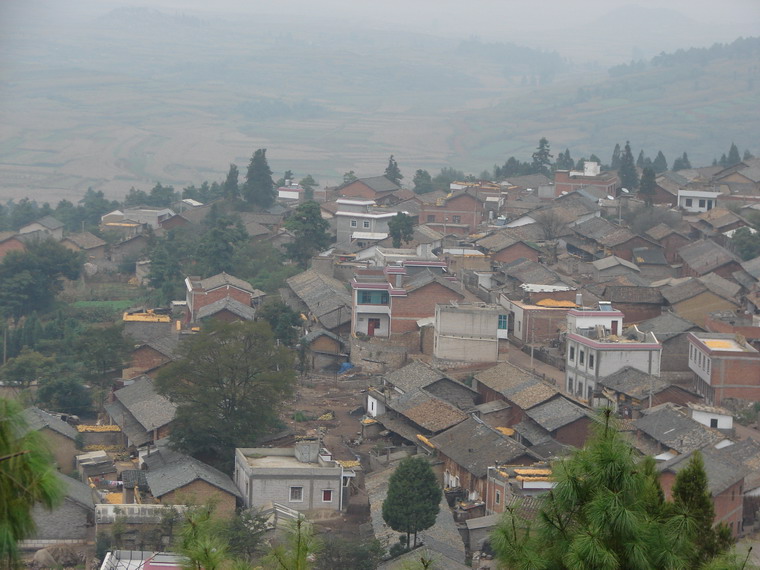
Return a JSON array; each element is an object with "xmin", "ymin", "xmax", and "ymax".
[
  {"xmin": 710, "ymin": 418, "xmax": 718, "ymax": 428},
  {"xmin": 569, "ymin": 346, "xmax": 575, "ymax": 361},
  {"xmin": 495, "ymin": 490, "xmax": 501, "ymax": 505},
  {"xmin": 322, "ymin": 489, "xmax": 333, "ymax": 503},
  {"xmin": 452, "ymin": 215, "xmax": 461, "ymax": 224},
  {"xmin": 363, "ymin": 220, "xmax": 370, "ymax": 228},
  {"xmin": 685, "ymin": 198, "xmax": 693, "ymax": 207},
  {"xmin": 589, "ymin": 354, "xmax": 595, "ymax": 369},
  {"xmin": 517, "ymin": 320, "xmax": 521, "ymax": 333},
  {"xmin": 579, "ymin": 350, "xmax": 585, "ymax": 365},
  {"xmin": 289, "ymin": 486, "xmax": 303, "ymax": 502},
  {"xmin": 568, "ymin": 377, "xmax": 574, "ymax": 393},
  {"xmin": 707, "ymin": 200, "xmax": 713, "ymax": 210},
  {"xmin": 699, "ymin": 199, "xmax": 706, "ymax": 208},
  {"xmin": 350, "ymin": 219, "xmax": 357, "ymax": 227},
  {"xmin": 498, "ymin": 315, "xmax": 508, "ymax": 330},
  {"xmin": 427, "ymin": 215, "xmax": 436, "ymax": 223},
  {"xmin": 588, "ymin": 386, "xmax": 593, "ymax": 402}
]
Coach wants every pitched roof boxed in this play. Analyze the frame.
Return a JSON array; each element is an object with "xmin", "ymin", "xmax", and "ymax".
[
  {"xmin": 391, "ymin": 390, "xmax": 468, "ymax": 433},
  {"xmin": 661, "ymin": 278, "xmax": 710, "ymax": 305},
  {"xmin": 592, "ymin": 255, "xmax": 640, "ymax": 272},
  {"xmin": 473, "ymin": 362, "xmax": 538, "ymax": 395},
  {"xmin": 632, "ymin": 247, "xmax": 668, "ymax": 266},
  {"xmin": 742, "ymin": 255, "xmax": 760, "ymax": 279},
  {"xmin": 635, "ymin": 403, "xmax": 725, "ymax": 454},
  {"xmin": 597, "ymin": 366, "xmax": 670, "ymax": 400},
  {"xmin": 698, "ymin": 272, "xmax": 742, "ymax": 300},
  {"xmin": 29, "ymin": 215, "xmax": 64, "ymax": 230},
  {"xmin": 525, "ymin": 397, "xmax": 588, "ymax": 432},
  {"xmin": 405, "ymin": 269, "xmax": 463, "ymax": 296},
  {"xmin": 572, "ymin": 217, "xmax": 621, "ymax": 242},
  {"xmin": 429, "ymin": 417, "xmax": 538, "ymax": 478},
  {"xmin": 22, "ymin": 407, "xmax": 78, "ymax": 440},
  {"xmin": 636, "ymin": 313, "xmax": 700, "ymax": 342},
  {"xmin": 658, "ymin": 446, "xmax": 745, "ymax": 496},
  {"xmin": 0, "ymin": 231, "xmax": 21, "ymax": 243},
  {"xmin": 599, "ymin": 285, "xmax": 665, "ymax": 305},
  {"xmin": 110, "ymin": 377, "xmax": 176, "ymax": 433},
  {"xmin": 285, "ymin": 269, "xmax": 352, "ymax": 329},
  {"xmin": 504, "ymin": 379, "xmax": 560, "ymax": 411},
  {"xmin": 476, "ymin": 230, "xmax": 521, "ymax": 253},
  {"xmin": 197, "ymin": 272, "xmax": 257, "ymax": 294},
  {"xmin": 678, "ymin": 240, "xmax": 739, "ymax": 275},
  {"xmin": 598, "ymin": 227, "xmax": 640, "ymax": 248},
  {"xmin": 502, "ymin": 257, "xmax": 568, "ymax": 286},
  {"xmin": 62, "ymin": 231, "xmax": 107, "ymax": 249},
  {"xmin": 55, "ymin": 470, "xmax": 95, "ymax": 509},
  {"xmin": 144, "ymin": 439, "xmax": 241, "ymax": 498},
  {"xmin": 196, "ymin": 297, "xmax": 257, "ymax": 321},
  {"xmin": 646, "ymin": 223, "xmax": 684, "ymax": 241},
  {"xmin": 384, "ymin": 360, "xmax": 446, "ymax": 393},
  {"xmin": 343, "ymin": 175, "xmax": 400, "ymax": 194}
]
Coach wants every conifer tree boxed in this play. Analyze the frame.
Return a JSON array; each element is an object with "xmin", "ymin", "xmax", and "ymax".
[
  {"xmin": 727, "ymin": 142, "xmax": 741, "ymax": 166},
  {"xmin": 653, "ymin": 150, "xmax": 668, "ymax": 173},
  {"xmin": 222, "ymin": 164, "xmax": 240, "ymax": 200},
  {"xmin": 636, "ymin": 149, "xmax": 646, "ymax": 169},
  {"xmin": 531, "ymin": 137, "xmax": 553, "ymax": 176},
  {"xmin": 611, "ymin": 143, "xmax": 622, "ymax": 170},
  {"xmin": 618, "ymin": 141, "xmax": 639, "ymax": 190},
  {"xmin": 382, "ymin": 456, "xmax": 441, "ymax": 549},
  {"xmin": 385, "ymin": 155, "xmax": 403, "ymax": 186},
  {"xmin": 673, "ymin": 152, "xmax": 692, "ymax": 171},
  {"xmin": 639, "ymin": 167, "xmax": 657, "ymax": 206},
  {"xmin": 243, "ymin": 149, "xmax": 275, "ymax": 208}
]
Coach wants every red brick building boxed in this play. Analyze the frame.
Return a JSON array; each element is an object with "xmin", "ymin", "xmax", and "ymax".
[
  {"xmin": 553, "ymin": 165, "xmax": 618, "ymax": 197},
  {"xmin": 418, "ymin": 191, "xmax": 486, "ymax": 235},
  {"xmin": 678, "ymin": 240, "xmax": 743, "ymax": 279},
  {"xmin": 688, "ymin": 332, "xmax": 760, "ymax": 404},
  {"xmin": 476, "ymin": 230, "xmax": 542, "ymax": 264},
  {"xmin": 185, "ymin": 272, "xmax": 264, "ymax": 323},
  {"xmin": 337, "ymin": 175, "xmax": 401, "ymax": 201},
  {"xmin": 0, "ymin": 231, "xmax": 26, "ymax": 260}
]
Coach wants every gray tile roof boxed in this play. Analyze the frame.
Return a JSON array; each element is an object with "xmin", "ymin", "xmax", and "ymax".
[
  {"xmin": 32, "ymin": 215, "xmax": 64, "ymax": 230},
  {"xmin": 635, "ymin": 403, "xmax": 725, "ymax": 454},
  {"xmin": 636, "ymin": 312, "xmax": 700, "ymax": 342},
  {"xmin": 742, "ymin": 255, "xmax": 760, "ymax": 279},
  {"xmin": 646, "ymin": 223, "xmax": 684, "ymax": 241},
  {"xmin": 110, "ymin": 377, "xmax": 176, "ymax": 433},
  {"xmin": 56, "ymin": 470, "xmax": 95, "ymax": 509},
  {"xmin": 63, "ymin": 231, "xmax": 107, "ymax": 249},
  {"xmin": 512, "ymin": 419, "xmax": 552, "ymax": 446},
  {"xmin": 501, "ymin": 258, "xmax": 568, "ymax": 287},
  {"xmin": 144, "ymin": 439, "xmax": 241, "ymax": 499},
  {"xmin": 22, "ymin": 407, "xmax": 78, "ymax": 440},
  {"xmin": 661, "ymin": 278, "xmax": 710, "ymax": 305},
  {"xmin": 658, "ymin": 446, "xmax": 745, "ymax": 496},
  {"xmin": 678, "ymin": 240, "xmax": 738, "ymax": 275},
  {"xmin": 599, "ymin": 285, "xmax": 665, "ymax": 305},
  {"xmin": 196, "ymin": 297, "xmax": 257, "ymax": 321},
  {"xmin": 405, "ymin": 269, "xmax": 462, "ymax": 295},
  {"xmin": 476, "ymin": 230, "xmax": 521, "ymax": 253},
  {"xmin": 473, "ymin": 362, "xmax": 539, "ymax": 396},
  {"xmin": 286, "ymin": 269, "xmax": 352, "ymax": 329},
  {"xmin": 344, "ymin": 175, "xmax": 400, "ymax": 194},
  {"xmin": 592, "ymin": 255, "xmax": 640, "ymax": 272},
  {"xmin": 384, "ymin": 360, "xmax": 446, "ymax": 393},
  {"xmin": 632, "ymin": 247, "xmax": 668, "ymax": 266},
  {"xmin": 525, "ymin": 397, "xmax": 589, "ymax": 432},
  {"xmin": 390, "ymin": 390, "xmax": 468, "ymax": 433},
  {"xmin": 597, "ymin": 367, "xmax": 670, "ymax": 400},
  {"xmin": 572, "ymin": 217, "xmax": 620, "ymax": 242},
  {"xmin": 198, "ymin": 272, "xmax": 257, "ymax": 294},
  {"xmin": 430, "ymin": 417, "xmax": 539, "ymax": 478},
  {"xmin": 698, "ymin": 272, "xmax": 742, "ymax": 300}
]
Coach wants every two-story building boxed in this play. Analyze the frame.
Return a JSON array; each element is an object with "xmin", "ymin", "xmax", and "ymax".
[
  {"xmin": 185, "ymin": 272, "xmax": 265, "ymax": 323},
  {"xmin": 688, "ymin": 332, "xmax": 760, "ymax": 404},
  {"xmin": 553, "ymin": 162, "xmax": 619, "ymax": 197},
  {"xmin": 334, "ymin": 198, "xmax": 406, "ymax": 248},
  {"xmin": 418, "ymin": 190, "xmax": 486, "ymax": 235}
]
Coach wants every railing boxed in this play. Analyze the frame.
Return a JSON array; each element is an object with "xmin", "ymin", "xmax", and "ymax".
[{"xmin": 96, "ymin": 504, "xmax": 188, "ymax": 524}]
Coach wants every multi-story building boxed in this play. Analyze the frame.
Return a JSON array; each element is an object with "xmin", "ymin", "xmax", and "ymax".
[
  {"xmin": 433, "ymin": 303, "xmax": 506, "ymax": 363},
  {"xmin": 553, "ymin": 162, "xmax": 619, "ymax": 197},
  {"xmin": 334, "ymin": 198, "xmax": 405, "ymax": 248},
  {"xmin": 418, "ymin": 190, "xmax": 486, "ymax": 235},
  {"xmin": 565, "ymin": 302, "xmax": 661, "ymax": 404},
  {"xmin": 688, "ymin": 332, "xmax": 760, "ymax": 404}
]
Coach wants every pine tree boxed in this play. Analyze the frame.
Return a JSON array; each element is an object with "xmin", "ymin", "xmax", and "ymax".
[
  {"xmin": 531, "ymin": 137, "xmax": 553, "ymax": 176},
  {"xmin": 639, "ymin": 166, "xmax": 657, "ymax": 206},
  {"xmin": 653, "ymin": 150, "xmax": 668, "ymax": 173},
  {"xmin": 243, "ymin": 149, "xmax": 275, "ymax": 208},
  {"xmin": 223, "ymin": 164, "xmax": 239, "ymax": 200},
  {"xmin": 385, "ymin": 155, "xmax": 403, "ymax": 185},
  {"xmin": 636, "ymin": 149, "xmax": 646, "ymax": 169},
  {"xmin": 382, "ymin": 456, "xmax": 441, "ymax": 549},
  {"xmin": 671, "ymin": 451, "xmax": 733, "ymax": 565},
  {"xmin": 611, "ymin": 143, "xmax": 622, "ymax": 170},
  {"xmin": 673, "ymin": 152, "xmax": 692, "ymax": 171},
  {"xmin": 619, "ymin": 141, "xmax": 639, "ymax": 190},
  {"xmin": 719, "ymin": 153, "xmax": 728, "ymax": 167},
  {"xmin": 727, "ymin": 142, "xmax": 741, "ymax": 166}
]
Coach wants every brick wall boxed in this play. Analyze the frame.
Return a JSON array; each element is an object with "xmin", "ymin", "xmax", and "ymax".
[
  {"xmin": 191, "ymin": 286, "xmax": 252, "ymax": 320},
  {"xmin": 160, "ymin": 480, "xmax": 237, "ymax": 518},
  {"xmin": 128, "ymin": 346, "xmax": 171, "ymax": 377},
  {"xmin": 493, "ymin": 242, "xmax": 540, "ymax": 265},
  {"xmin": 0, "ymin": 237, "xmax": 26, "ymax": 260},
  {"xmin": 554, "ymin": 417, "xmax": 591, "ymax": 448},
  {"xmin": 672, "ymin": 294, "xmax": 737, "ymax": 328},
  {"xmin": 391, "ymin": 283, "xmax": 464, "ymax": 334}
]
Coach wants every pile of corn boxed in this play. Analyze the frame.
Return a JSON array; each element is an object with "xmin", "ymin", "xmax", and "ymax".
[
  {"xmin": 76, "ymin": 425, "xmax": 121, "ymax": 432},
  {"xmin": 318, "ymin": 411, "xmax": 335, "ymax": 421},
  {"xmin": 84, "ymin": 444, "xmax": 125, "ymax": 452}
]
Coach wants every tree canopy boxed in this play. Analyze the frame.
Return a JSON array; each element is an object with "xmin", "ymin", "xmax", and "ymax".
[
  {"xmin": 243, "ymin": 149, "xmax": 275, "ymax": 208},
  {"xmin": 412, "ymin": 169, "xmax": 434, "ymax": 194},
  {"xmin": 284, "ymin": 201, "xmax": 332, "ymax": 267},
  {"xmin": 156, "ymin": 320, "xmax": 296, "ymax": 471},
  {"xmin": 385, "ymin": 155, "xmax": 403, "ymax": 185},
  {"xmin": 531, "ymin": 137, "xmax": 553, "ymax": 176},
  {"xmin": 388, "ymin": 212, "xmax": 415, "ymax": 248},
  {"xmin": 639, "ymin": 166, "xmax": 657, "ymax": 206},
  {"xmin": 382, "ymin": 456, "xmax": 441, "ymax": 549},
  {"xmin": 618, "ymin": 141, "xmax": 639, "ymax": 190}
]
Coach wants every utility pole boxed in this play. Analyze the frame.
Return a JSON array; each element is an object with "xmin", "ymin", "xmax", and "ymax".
[{"xmin": 530, "ymin": 314, "xmax": 535, "ymax": 371}]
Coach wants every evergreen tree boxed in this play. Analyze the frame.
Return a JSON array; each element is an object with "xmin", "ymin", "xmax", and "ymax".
[
  {"xmin": 412, "ymin": 169, "xmax": 434, "ymax": 194},
  {"xmin": 531, "ymin": 137, "xmax": 553, "ymax": 176},
  {"xmin": 589, "ymin": 153, "xmax": 602, "ymax": 165},
  {"xmin": 555, "ymin": 148, "xmax": 574, "ymax": 170},
  {"xmin": 388, "ymin": 212, "xmax": 414, "ymax": 248},
  {"xmin": 727, "ymin": 142, "xmax": 741, "ymax": 166},
  {"xmin": 639, "ymin": 166, "xmax": 657, "ymax": 206},
  {"xmin": 385, "ymin": 155, "xmax": 403, "ymax": 185},
  {"xmin": 636, "ymin": 149, "xmax": 646, "ymax": 169},
  {"xmin": 342, "ymin": 171, "xmax": 357, "ymax": 184},
  {"xmin": 243, "ymin": 149, "xmax": 275, "ymax": 208},
  {"xmin": 744, "ymin": 149, "xmax": 754, "ymax": 161},
  {"xmin": 222, "ymin": 163, "xmax": 239, "ymax": 200},
  {"xmin": 491, "ymin": 410, "xmax": 699, "ymax": 569},
  {"xmin": 382, "ymin": 456, "xmax": 441, "ymax": 548},
  {"xmin": 299, "ymin": 175, "xmax": 317, "ymax": 201},
  {"xmin": 619, "ymin": 141, "xmax": 639, "ymax": 190},
  {"xmin": 671, "ymin": 451, "xmax": 733, "ymax": 565},
  {"xmin": 719, "ymin": 153, "xmax": 728, "ymax": 167},
  {"xmin": 611, "ymin": 143, "xmax": 622, "ymax": 170},
  {"xmin": 673, "ymin": 152, "xmax": 692, "ymax": 171},
  {"xmin": 284, "ymin": 201, "xmax": 332, "ymax": 268},
  {"xmin": 0, "ymin": 398, "xmax": 65, "ymax": 566},
  {"xmin": 653, "ymin": 150, "xmax": 668, "ymax": 173}
]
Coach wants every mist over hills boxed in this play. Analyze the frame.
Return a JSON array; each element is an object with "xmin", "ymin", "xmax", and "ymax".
[{"xmin": 0, "ymin": 2, "xmax": 758, "ymax": 203}]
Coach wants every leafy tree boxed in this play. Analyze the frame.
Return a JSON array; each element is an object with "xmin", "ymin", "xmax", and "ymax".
[
  {"xmin": 610, "ymin": 143, "xmax": 622, "ymax": 170},
  {"xmin": 36, "ymin": 376, "xmax": 92, "ymax": 416},
  {"xmin": 388, "ymin": 212, "xmax": 415, "ymax": 248},
  {"xmin": 531, "ymin": 137, "xmax": 553, "ymax": 176},
  {"xmin": 315, "ymin": 537, "xmax": 384, "ymax": 570},
  {"xmin": 555, "ymin": 148, "xmax": 574, "ymax": 170},
  {"xmin": 299, "ymin": 175, "xmax": 317, "ymax": 201},
  {"xmin": 639, "ymin": 166, "xmax": 657, "ymax": 206},
  {"xmin": 342, "ymin": 171, "xmax": 357, "ymax": 184},
  {"xmin": 243, "ymin": 149, "xmax": 275, "ymax": 208},
  {"xmin": 589, "ymin": 153, "xmax": 602, "ymax": 165},
  {"xmin": 0, "ymin": 349, "xmax": 59, "ymax": 389},
  {"xmin": 0, "ymin": 398, "xmax": 65, "ymax": 566},
  {"xmin": 412, "ymin": 169, "xmax": 434, "ymax": 194},
  {"xmin": 0, "ymin": 239, "xmax": 82, "ymax": 321},
  {"xmin": 258, "ymin": 300, "xmax": 302, "ymax": 346},
  {"xmin": 284, "ymin": 201, "xmax": 332, "ymax": 267},
  {"xmin": 673, "ymin": 152, "xmax": 692, "ymax": 171},
  {"xmin": 670, "ymin": 451, "xmax": 733, "ymax": 566},
  {"xmin": 727, "ymin": 142, "xmax": 741, "ymax": 166},
  {"xmin": 156, "ymin": 320, "xmax": 295, "ymax": 471},
  {"xmin": 491, "ymin": 410, "xmax": 703, "ymax": 569},
  {"xmin": 433, "ymin": 167, "xmax": 465, "ymax": 189},
  {"xmin": 653, "ymin": 150, "xmax": 668, "ymax": 173},
  {"xmin": 385, "ymin": 155, "xmax": 403, "ymax": 185},
  {"xmin": 730, "ymin": 227, "xmax": 760, "ymax": 260},
  {"xmin": 264, "ymin": 518, "xmax": 321, "ymax": 570},
  {"xmin": 196, "ymin": 218, "xmax": 249, "ymax": 276},
  {"xmin": 224, "ymin": 507, "xmax": 269, "ymax": 563},
  {"xmin": 223, "ymin": 163, "xmax": 240, "ymax": 200},
  {"xmin": 76, "ymin": 324, "xmax": 131, "ymax": 382},
  {"xmin": 618, "ymin": 140, "xmax": 639, "ymax": 190},
  {"xmin": 382, "ymin": 456, "xmax": 441, "ymax": 549}
]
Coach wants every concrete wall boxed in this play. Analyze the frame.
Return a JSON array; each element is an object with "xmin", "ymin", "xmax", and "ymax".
[
  {"xmin": 434, "ymin": 306, "xmax": 499, "ymax": 362},
  {"xmin": 42, "ymin": 428, "xmax": 78, "ymax": 473}
]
